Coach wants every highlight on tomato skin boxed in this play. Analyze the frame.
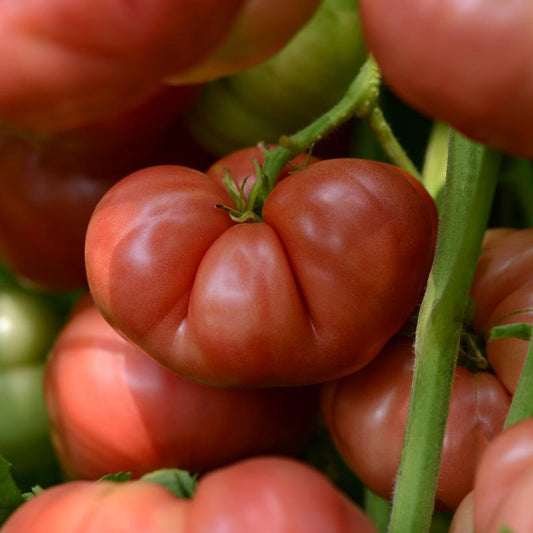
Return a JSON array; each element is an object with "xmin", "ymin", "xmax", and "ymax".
[
  {"xmin": 44, "ymin": 294, "xmax": 320, "ymax": 480},
  {"xmin": 84, "ymin": 156, "xmax": 438, "ymax": 388},
  {"xmin": 320, "ymin": 335, "xmax": 511, "ymax": 511}
]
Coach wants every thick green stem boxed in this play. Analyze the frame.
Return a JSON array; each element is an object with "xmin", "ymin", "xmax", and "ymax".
[{"xmin": 387, "ymin": 132, "xmax": 501, "ymax": 533}]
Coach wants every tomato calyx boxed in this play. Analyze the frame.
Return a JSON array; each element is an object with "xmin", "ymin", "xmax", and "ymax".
[
  {"xmin": 457, "ymin": 329, "xmax": 489, "ymax": 373},
  {"xmin": 216, "ymin": 165, "xmax": 264, "ymax": 223},
  {"xmin": 98, "ymin": 468, "xmax": 198, "ymax": 499},
  {"xmin": 215, "ymin": 142, "xmax": 315, "ymax": 223},
  {"xmin": 490, "ymin": 321, "xmax": 533, "ymax": 343},
  {"xmin": 140, "ymin": 469, "xmax": 198, "ymax": 499}
]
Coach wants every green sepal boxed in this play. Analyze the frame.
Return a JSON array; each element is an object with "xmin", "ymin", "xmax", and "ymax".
[
  {"xmin": 21, "ymin": 486, "xmax": 43, "ymax": 502},
  {"xmin": 98, "ymin": 471, "xmax": 133, "ymax": 483},
  {"xmin": 140, "ymin": 468, "xmax": 197, "ymax": 499},
  {"xmin": 490, "ymin": 322, "xmax": 533, "ymax": 342},
  {"xmin": 0, "ymin": 455, "xmax": 24, "ymax": 526}
]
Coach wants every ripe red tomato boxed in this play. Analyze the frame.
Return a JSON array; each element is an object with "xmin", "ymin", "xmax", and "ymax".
[
  {"xmin": 0, "ymin": 85, "xmax": 207, "ymax": 291},
  {"xmin": 321, "ymin": 335, "xmax": 511, "ymax": 510},
  {"xmin": 1, "ymin": 479, "xmax": 189, "ymax": 533},
  {"xmin": 0, "ymin": 1, "xmax": 320, "ymax": 134},
  {"xmin": 45, "ymin": 295, "xmax": 319, "ymax": 479},
  {"xmin": 470, "ymin": 228, "xmax": 533, "ymax": 393},
  {"xmin": 85, "ymin": 157, "xmax": 437, "ymax": 387},
  {"xmin": 185, "ymin": 456, "xmax": 378, "ymax": 532},
  {"xmin": 472, "ymin": 418, "xmax": 533, "ymax": 532},
  {"xmin": 359, "ymin": 0, "xmax": 533, "ymax": 157},
  {"xmin": 2, "ymin": 457, "xmax": 379, "ymax": 533},
  {"xmin": 0, "ymin": 1, "xmax": 247, "ymax": 133}
]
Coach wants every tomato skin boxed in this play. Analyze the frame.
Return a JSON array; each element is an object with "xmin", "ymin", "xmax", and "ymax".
[
  {"xmin": 2, "ymin": 457, "xmax": 377, "ymax": 533},
  {"xmin": 0, "ymin": 1, "xmax": 245, "ymax": 133},
  {"xmin": 45, "ymin": 295, "xmax": 318, "ymax": 479},
  {"xmin": 0, "ymin": 84, "xmax": 206, "ymax": 291},
  {"xmin": 470, "ymin": 228, "xmax": 533, "ymax": 393},
  {"xmin": 359, "ymin": 0, "xmax": 533, "ymax": 157},
  {"xmin": 85, "ymin": 158, "xmax": 437, "ymax": 387},
  {"xmin": 0, "ymin": 1, "xmax": 319, "ymax": 134},
  {"xmin": 471, "ymin": 418, "xmax": 533, "ymax": 532},
  {"xmin": 321, "ymin": 336, "xmax": 510, "ymax": 510},
  {"xmin": 1, "ymin": 480, "xmax": 189, "ymax": 533},
  {"xmin": 186, "ymin": 456, "xmax": 378, "ymax": 533}
]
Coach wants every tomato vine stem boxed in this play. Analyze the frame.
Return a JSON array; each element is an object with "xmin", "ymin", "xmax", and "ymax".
[
  {"xmin": 253, "ymin": 55, "xmax": 421, "ymax": 212},
  {"xmin": 386, "ymin": 132, "xmax": 501, "ymax": 533}
]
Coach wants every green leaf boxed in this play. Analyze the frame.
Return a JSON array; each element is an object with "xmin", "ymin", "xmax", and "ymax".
[
  {"xmin": 98, "ymin": 471, "xmax": 133, "ymax": 483},
  {"xmin": 22, "ymin": 486, "xmax": 44, "ymax": 502},
  {"xmin": 490, "ymin": 322, "xmax": 533, "ymax": 342},
  {"xmin": 140, "ymin": 468, "xmax": 197, "ymax": 499},
  {"xmin": 0, "ymin": 455, "xmax": 24, "ymax": 526}
]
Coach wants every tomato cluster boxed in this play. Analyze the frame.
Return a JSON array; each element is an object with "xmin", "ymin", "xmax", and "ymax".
[{"xmin": 2, "ymin": 1, "xmax": 533, "ymax": 532}]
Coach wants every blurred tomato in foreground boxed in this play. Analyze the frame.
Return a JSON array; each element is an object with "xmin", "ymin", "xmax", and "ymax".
[{"xmin": 2, "ymin": 457, "xmax": 378, "ymax": 533}]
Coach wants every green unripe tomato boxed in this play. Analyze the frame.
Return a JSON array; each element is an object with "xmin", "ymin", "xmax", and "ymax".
[
  {"xmin": 185, "ymin": 0, "xmax": 367, "ymax": 156},
  {"xmin": 0, "ymin": 366, "xmax": 59, "ymax": 487},
  {"xmin": 0, "ymin": 275, "xmax": 67, "ymax": 488},
  {"xmin": 0, "ymin": 288, "xmax": 64, "ymax": 369}
]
